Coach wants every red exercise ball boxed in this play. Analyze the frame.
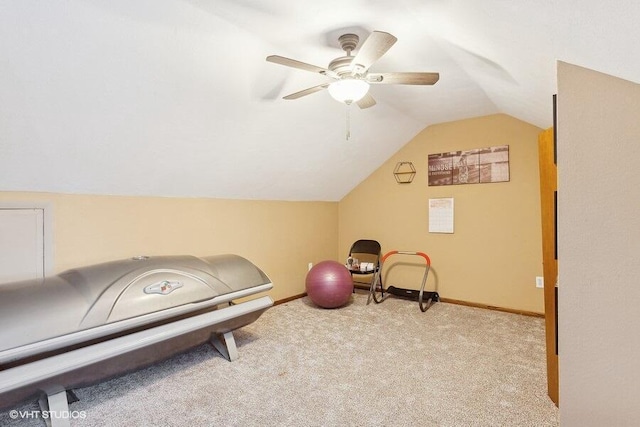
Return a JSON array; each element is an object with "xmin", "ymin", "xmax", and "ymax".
[{"xmin": 305, "ymin": 260, "xmax": 353, "ymax": 309}]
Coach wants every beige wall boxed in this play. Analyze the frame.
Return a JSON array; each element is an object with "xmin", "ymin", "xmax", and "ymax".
[
  {"xmin": 557, "ymin": 62, "xmax": 640, "ymax": 424},
  {"xmin": 0, "ymin": 192, "xmax": 338, "ymax": 302},
  {"xmin": 339, "ymin": 114, "xmax": 545, "ymax": 313},
  {"xmin": 5, "ymin": 70, "xmax": 639, "ymax": 419},
  {"xmin": 1, "ymin": 114, "xmax": 544, "ymax": 312}
]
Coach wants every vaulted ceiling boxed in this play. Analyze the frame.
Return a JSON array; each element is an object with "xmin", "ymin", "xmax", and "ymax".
[{"xmin": 1, "ymin": 1, "xmax": 638, "ymax": 201}]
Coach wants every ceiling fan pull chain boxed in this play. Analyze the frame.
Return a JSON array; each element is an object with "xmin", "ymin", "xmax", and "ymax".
[{"xmin": 346, "ymin": 103, "xmax": 351, "ymax": 140}]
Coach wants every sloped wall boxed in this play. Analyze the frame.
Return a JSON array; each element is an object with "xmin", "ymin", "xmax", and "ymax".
[
  {"xmin": 558, "ymin": 62, "xmax": 640, "ymax": 425},
  {"xmin": 339, "ymin": 114, "xmax": 544, "ymax": 313},
  {"xmin": 0, "ymin": 192, "xmax": 338, "ymax": 302}
]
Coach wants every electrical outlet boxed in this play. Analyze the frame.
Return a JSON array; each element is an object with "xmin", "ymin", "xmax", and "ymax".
[{"xmin": 536, "ymin": 276, "xmax": 544, "ymax": 288}]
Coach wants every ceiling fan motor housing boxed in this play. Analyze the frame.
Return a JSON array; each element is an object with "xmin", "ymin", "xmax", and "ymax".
[
  {"xmin": 329, "ymin": 57, "xmax": 356, "ymax": 77},
  {"xmin": 329, "ymin": 34, "xmax": 361, "ymax": 77}
]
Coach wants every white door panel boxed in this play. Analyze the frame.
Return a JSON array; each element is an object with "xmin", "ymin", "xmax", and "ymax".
[{"xmin": 0, "ymin": 208, "xmax": 46, "ymax": 284}]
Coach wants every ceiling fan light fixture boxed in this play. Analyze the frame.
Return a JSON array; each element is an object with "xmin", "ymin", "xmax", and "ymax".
[{"xmin": 327, "ymin": 79, "xmax": 370, "ymax": 104}]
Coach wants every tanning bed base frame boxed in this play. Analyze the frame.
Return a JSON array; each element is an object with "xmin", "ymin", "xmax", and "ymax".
[{"xmin": 1, "ymin": 296, "xmax": 271, "ymax": 427}]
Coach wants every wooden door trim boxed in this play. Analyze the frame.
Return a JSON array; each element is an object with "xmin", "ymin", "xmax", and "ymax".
[{"xmin": 538, "ymin": 127, "xmax": 559, "ymax": 406}]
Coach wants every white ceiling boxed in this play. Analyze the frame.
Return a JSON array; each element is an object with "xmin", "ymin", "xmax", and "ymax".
[{"xmin": 1, "ymin": 1, "xmax": 638, "ymax": 201}]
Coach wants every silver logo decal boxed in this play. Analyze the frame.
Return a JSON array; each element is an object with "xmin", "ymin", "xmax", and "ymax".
[{"xmin": 144, "ymin": 280, "xmax": 183, "ymax": 295}]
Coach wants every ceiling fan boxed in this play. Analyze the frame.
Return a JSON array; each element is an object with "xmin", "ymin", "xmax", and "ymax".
[{"xmin": 266, "ymin": 31, "xmax": 439, "ymax": 109}]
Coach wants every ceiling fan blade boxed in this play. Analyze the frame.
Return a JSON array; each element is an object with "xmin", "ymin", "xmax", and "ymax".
[
  {"xmin": 367, "ymin": 72, "xmax": 440, "ymax": 85},
  {"xmin": 350, "ymin": 31, "xmax": 397, "ymax": 74},
  {"xmin": 266, "ymin": 55, "xmax": 333, "ymax": 76},
  {"xmin": 282, "ymin": 84, "xmax": 329, "ymax": 100},
  {"xmin": 357, "ymin": 93, "xmax": 376, "ymax": 109}
]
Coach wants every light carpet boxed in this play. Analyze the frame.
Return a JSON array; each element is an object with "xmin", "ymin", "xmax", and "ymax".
[{"xmin": 0, "ymin": 293, "xmax": 559, "ymax": 426}]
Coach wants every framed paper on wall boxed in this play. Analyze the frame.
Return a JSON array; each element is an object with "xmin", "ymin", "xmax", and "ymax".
[{"xmin": 428, "ymin": 145, "xmax": 510, "ymax": 186}]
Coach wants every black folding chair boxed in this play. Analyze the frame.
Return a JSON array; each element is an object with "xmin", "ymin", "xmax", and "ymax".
[{"xmin": 347, "ymin": 239, "xmax": 382, "ymax": 293}]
